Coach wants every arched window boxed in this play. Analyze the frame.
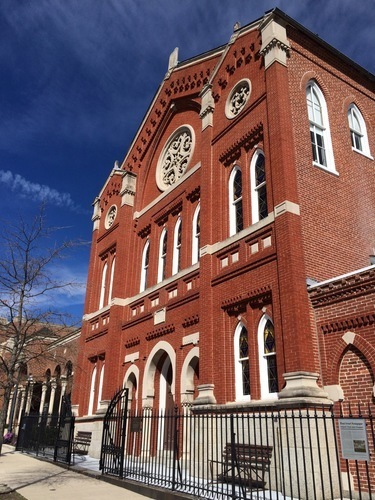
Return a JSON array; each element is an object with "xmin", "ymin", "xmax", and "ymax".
[
  {"xmin": 348, "ymin": 104, "xmax": 371, "ymax": 157},
  {"xmin": 229, "ymin": 166, "xmax": 243, "ymax": 236},
  {"xmin": 88, "ymin": 365, "xmax": 97, "ymax": 416},
  {"xmin": 192, "ymin": 203, "xmax": 200, "ymax": 265},
  {"xmin": 306, "ymin": 81, "xmax": 335, "ymax": 172},
  {"xmin": 140, "ymin": 240, "xmax": 150, "ymax": 292},
  {"xmin": 234, "ymin": 323, "xmax": 250, "ymax": 401},
  {"xmin": 157, "ymin": 228, "xmax": 168, "ymax": 283},
  {"xmin": 97, "ymin": 363, "xmax": 105, "ymax": 410},
  {"xmin": 172, "ymin": 217, "xmax": 182, "ymax": 275},
  {"xmin": 258, "ymin": 315, "xmax": 278, "ymax": 399},
  {"xmin": 250, "ymin": 150, "xmax": 268, "ymax": 224},
  {"xmin": 98, "ymin": 262, "xmax": 107, "ymax": 309},
  {"xmin": 108, "ymin": 257, "xmax": 115, "ymax": 304}
]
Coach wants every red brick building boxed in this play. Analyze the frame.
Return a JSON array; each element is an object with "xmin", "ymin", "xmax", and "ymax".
[{"xmin": 73, "ymin": 8, "xmax": 374, "ymax": 448}]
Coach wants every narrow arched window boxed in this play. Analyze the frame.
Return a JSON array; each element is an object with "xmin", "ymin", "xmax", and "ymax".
[
  {"xmin": 348, "ymin": 104, "xmax": 371, "ymax": 157},
  {"xmin": 157, "ymin": 228, "xmax": 168, "ymax": 283},
  {"xmin": 234, "ymin": 323, "xmax": 250, "ymax": 401},
  {"xmin": 306, "ymin": 81, "xmax": 335, "ymax": 172},
  {"xmin": 98, "ymin": 262, "xmax": 107, "ymax": 309},
  {"xmin": 258, "ymin": 316, "xmax": 278, "ymax": 399},
  {"xmin": 172, "ymin": 217, "xmax": 182, "ymax": 275},
  {"xmin": 250, "ymin": 150, "xmax": 267, "ymax": 224},
  {"xmin": 192, "ymin": 203, "xmax": 200, "ymax": 265},
  {"xmin": 229, "ymin": 167, "xmax": 243, "ymax": 236},
  {"xmin": 97, "ymin": 363, "xmax": 105, "ymax": 410},
  {"xmin": 140, "ymin": 240, "xmax": 150, "ymax": 292},
  {"xmin": 88, "ymin": 365, "xmax": 97, "ymax": 416},
  {"xmin": 108, "ymin": 257, "xmax": 115, "ymax": 304}
]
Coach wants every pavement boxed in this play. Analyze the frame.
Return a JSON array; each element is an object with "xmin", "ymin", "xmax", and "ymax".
[{"xmin": 0, "ymin": 444, "xmax": 151, "ymax": 499}]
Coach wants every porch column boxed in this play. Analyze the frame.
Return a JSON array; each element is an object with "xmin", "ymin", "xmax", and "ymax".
[
  {"xmin": 58, "ymin": 375, "xmax": 67, "ymax": 415},
  {"xmin": 25, "ymin": 378, "xmax": 34, "ymax": 414},
  {"xmin": 17, "ymin": 387, "xmax": 26, "ymax": 424},
  {"xmin": 48, "ymin": 378, "xmax": 57, "ymax": 415},
  {"xmin": 39, "ymin": 382, "xmax": 48, "ymax": 414}
]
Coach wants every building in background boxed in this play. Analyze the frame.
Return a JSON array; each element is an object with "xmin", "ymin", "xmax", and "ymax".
[
  {"xmin": 73, "ymin": 7, "xmax": 374, "ymax": 461},
  {"xmin": 0, "ymin": 323, "xmax": 79, "ymax": 436}
]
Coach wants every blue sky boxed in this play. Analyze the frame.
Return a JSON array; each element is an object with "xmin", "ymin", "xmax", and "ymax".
[{"xmin": 0, "ymin": 0, "xmax": 373, "ymax": 321}]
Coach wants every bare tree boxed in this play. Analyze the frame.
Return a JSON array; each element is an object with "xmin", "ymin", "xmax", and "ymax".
[{"xmin": 0, "ymin": 207, "xmax": 81, "ymax": 454}]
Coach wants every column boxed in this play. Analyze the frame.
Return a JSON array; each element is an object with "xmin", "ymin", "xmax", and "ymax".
[
  {"xmin": 58, "ymin": 375, "xmax": 67, "ymax": 415},
  {"xmin": 39, "ymin": 382, "xmax": 48, "ymax": 414},
  {"xmin": 48, "ymin": 378, "xmax": 57, "ymax": 415}
]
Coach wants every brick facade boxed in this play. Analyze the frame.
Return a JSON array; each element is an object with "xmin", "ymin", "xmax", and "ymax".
[{"xmin": 73, "ymin": 9, "xmax": 375, "ymax": 425}]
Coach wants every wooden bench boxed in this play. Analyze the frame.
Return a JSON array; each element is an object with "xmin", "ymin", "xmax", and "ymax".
[
  {"xmin": 72, "ymin": 431, "xmax": 92, "ymax": 455},
  {"xmin": 209, "ymin": 443, "xmax": 272, "ymax": 487}
]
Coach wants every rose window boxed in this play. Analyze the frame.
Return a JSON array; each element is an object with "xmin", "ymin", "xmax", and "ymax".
[{"xmin": 157, "ymin": 126, "xmax": 194, "ymax": 191}]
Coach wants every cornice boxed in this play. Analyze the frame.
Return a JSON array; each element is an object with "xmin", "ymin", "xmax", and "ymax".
[
  {"xmin": 320, "ymin": 314, "xmax": 375, "ymax": 334},
  {"xmin": 221, "ymin": 285, "xmax": 272, "ymax": 315},
  {"xmin": 218, "ymin": 123, "xmax": 263, "ymax": 167},
  {"xmin": 309, "ymin": 268, "xmax": 375, "ymax": 308},
  {"xmin": 145, "ymin": 323, "xmax": 175, "ymax": 341}
]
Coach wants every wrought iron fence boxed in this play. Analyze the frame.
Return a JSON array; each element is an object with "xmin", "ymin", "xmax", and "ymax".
[
  {"xmin": 101, "ymin": 402, "xmax": 375, "ymax": 499},
  {"xmin": 16, "ymin": 396, "xmax": 75, "ymax": 465}
]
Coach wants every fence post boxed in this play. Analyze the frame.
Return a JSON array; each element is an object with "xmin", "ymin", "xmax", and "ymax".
[{"xmin": 230, "ymin": 414, "xmax": 236, "ymax": 500}]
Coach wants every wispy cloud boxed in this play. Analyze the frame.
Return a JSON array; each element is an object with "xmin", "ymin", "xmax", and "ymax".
[{"xmin": 0, "ymin": 170, "xmax": 88, "ymax": 214}]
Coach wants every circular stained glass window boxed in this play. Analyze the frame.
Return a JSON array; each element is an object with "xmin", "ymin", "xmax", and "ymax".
[{"xmin": 156, "ymin": 125, "xmax": 194, "ymax": 191}]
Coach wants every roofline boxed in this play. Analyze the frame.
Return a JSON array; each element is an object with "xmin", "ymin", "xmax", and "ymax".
[{"xmin": 308, "ymin": 264, "xmax": 375, "ymax": 290}]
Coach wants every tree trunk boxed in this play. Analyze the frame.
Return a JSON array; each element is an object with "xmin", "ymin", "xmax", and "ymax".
[{"xmin": 0, "ymin": 381, "xmax": 14, "ymax": 455}]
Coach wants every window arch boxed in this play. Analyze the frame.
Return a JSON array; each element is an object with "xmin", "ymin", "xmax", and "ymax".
[
  {"xmin": 140, "ymin": 240, "xmax": 150, "ymax": 292},
  {"xmin": 108, "ymin": 257, "xmax": 115, "ymax": 304},
  {"xmin": 250, "ymin": 150, "xmax": 268, "ymax": 224},
  {"xmin": 258, "ymin": 315, "xmax": 278, "ymax": 399},
  {"xmin": 98, "ymin": 262, "xmax": 108, "ymax": 309},
  {"xmin": 306, "ymin": 81, "xmax": 335, "ymax": 172},
  {"xmin": 348, "ymin": 104, "xmax": 371, "ymax": 157},
  {"xmin": 157, "ymin": 228, "xmax": 168, "ymax": 283},
  {"xmin": 172, "ymin": 217, "xmax": 182, "ymax": 275},
  {"xmin": 192, "ymin": 203, "xmax": 200, "ymax": 265},
  {"xmin": 229, "ymin": 166, "xmax": 244, "ymax": 236},
  {"xmin": 234, "ymin": 322, "xmax": 250, "ymax": 401}
]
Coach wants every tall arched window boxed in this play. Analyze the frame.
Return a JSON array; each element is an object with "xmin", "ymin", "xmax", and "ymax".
[
  {"xmin": 250, "ymin": 150, "xmax": 268, "ymax": 224},
  {"xmin": 306, "ymin": 81, "xmax": 335, "ymax": 172},
  {"xmin": 192, "ymin": 203, "xmax": 200, "ymax": 265},
  {"xmin": 234, "ymin": 323, "xmax": 250, "ymax": 401},
  {"xmin": 97, "ymin": 363, "xmax": 105, "ymax": 410},
  {"xmin": 157, "ymin": 228, "xmax": 168, "ymax": 283},
  {"xmin": 88, "ymin": 365, "xmax": 97, "ymax": 416},
  {"xmin": 229, "ymin": 166, "xmax": 243, "ymax": 236},
  {"xmin": 98, "ymin": 262, "xmax": 108, "ymax": 309},
  {"xmin": 348, "ymin": 104, "xmax": 371, "ymax": 157},
  {"xmin": 258, "ymin": 315, "xmax": 278, "ymax": 399},
  {"xmin": 172, "ymin": 217, "xmax": 182, "ymax": 275},
  {"xmin": 108, "ymin": 257, "xmax": 115, "ymax": 304},
  {"xmin": 140, "ymin": 240, "xmax": 150, "ymax": 292}
]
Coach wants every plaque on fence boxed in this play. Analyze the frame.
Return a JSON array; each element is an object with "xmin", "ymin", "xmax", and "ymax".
[
  {"xmin": 338, "ymin": 418, "xmax": 370, "ymax": 461},
  {"xmin": 130, "ymin": 416, "xmax": 142, "ymax": 432}
]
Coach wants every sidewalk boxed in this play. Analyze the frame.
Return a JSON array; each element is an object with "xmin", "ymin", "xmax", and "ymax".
[{"xmin": 0, "ymin": 445, "xmax": 152, "ymax": 499}]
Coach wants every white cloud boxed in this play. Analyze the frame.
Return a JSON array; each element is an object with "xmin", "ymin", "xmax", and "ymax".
[{"xmin": 0, "ymin": 170, "xmax": 87, "ymax": 214}]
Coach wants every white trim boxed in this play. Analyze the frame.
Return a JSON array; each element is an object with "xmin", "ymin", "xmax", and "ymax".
[
  {"xmin": 229, "ymin": 165, "xmax": 243, "ymax": 237},
  {"xmin": 142, "ymin": 341, "xmax": 176, "ymax": 401},
  {"xmin": 97, "ymin": 363, "xmax": 105, "ymax": 409},
  {"xmin": 108, "ymin": 257, "xmax": 115, "ymax": 304},
  {"xmin": 180, "ymin": 347, "xmax": 199, "ymax": 396},
  {"xmin": 140, "ymin": 240, "xmax": 150, "ymax": 293},
  {"xmin": 308, "ymin": 264, "xmax": 375, "ymax": 289},
  {"xmin": 306, "ymin": 81, "xmax": 336, "ymax": 173},
  {"xmin": 250, "ymin": 149, "xmax": 266, "ymax": 224},
  {"xmin": 348, "ymin": 103, "xmax": 372, "ymax": 158},
  {"xmin": 88, "ymin": 365, "xmax": 97, "ymax": 416},
  {"xmin": 192, "ymin": 203, "xmax": 201, "ymax": 265},
  {"xmin": 98, "ymin": 262, "xmax": 108, "ymax": 310},
  {"xmin": 172, "ymin": 217, "xmax": 182, "ymax": 275},
  {"xmin": 157, "ymin": 228, "xmax": 168, "ymax": 283}
]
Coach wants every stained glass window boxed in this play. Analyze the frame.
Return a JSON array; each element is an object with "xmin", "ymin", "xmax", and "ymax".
[
  {"xmin": 231, "ymin": 168, "xmax": 243, "ymax": 234},
  {"xmin": 263, "ymin": 320, "xmax": 278, "ymax": 393},
  {"xmin": 239, "ymin": 326, "xmax": 250, "ymax": 396},
  {"xmin": 255, "ymin": 153, "xmax": 268, "ymax": 220}
]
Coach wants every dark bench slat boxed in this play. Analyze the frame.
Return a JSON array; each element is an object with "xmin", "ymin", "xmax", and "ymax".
[
  {"xmin": 73, "ymin": 431, "xmax": 92, "ymax": 455},
  {"xmin": 210, "ymin": 443, "xmax": 272, "ymax": 487}
]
